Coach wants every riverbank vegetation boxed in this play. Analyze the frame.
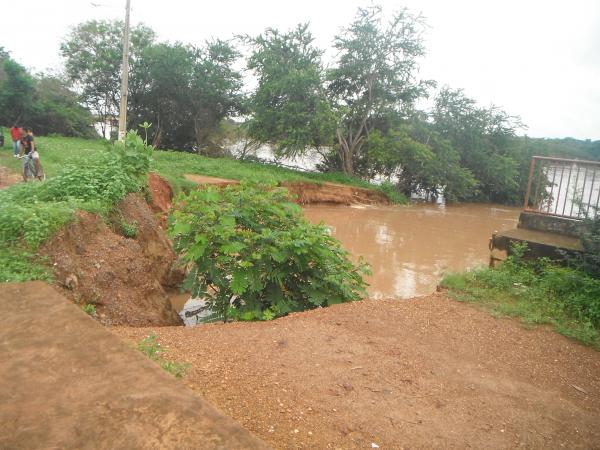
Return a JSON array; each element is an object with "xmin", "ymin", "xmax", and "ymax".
[
  {"xmin": 442, "ymin": 239, "xmax": 600, "ymax": 348},
  {"xmin": 169, "ymin": 183, "xmax": 370, "ymax": 322}
]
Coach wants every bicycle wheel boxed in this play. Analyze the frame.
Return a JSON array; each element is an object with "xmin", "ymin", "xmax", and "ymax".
[{"xmin": 23, "ymin": 159, "xmax": 33, "ymax": 181}]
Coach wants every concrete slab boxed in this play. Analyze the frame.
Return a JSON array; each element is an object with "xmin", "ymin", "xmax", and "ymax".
[
  {"xmin": 0, "ymin": 282, "xmax": 270, "ymax": 450},
  {"xmin": 491, "ymin": 227, "xmax": 583, "ymax": 260}
]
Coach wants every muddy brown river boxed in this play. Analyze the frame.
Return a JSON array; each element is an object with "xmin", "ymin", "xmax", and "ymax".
[{"xmin": 303, "ymin": 202, "xmax": 520, "ymax": 299}]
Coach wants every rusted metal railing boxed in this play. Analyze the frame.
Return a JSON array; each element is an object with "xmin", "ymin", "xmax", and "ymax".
[{"xmin": 523, "ymin": 156, "xmax": 600, "ymax": 219}]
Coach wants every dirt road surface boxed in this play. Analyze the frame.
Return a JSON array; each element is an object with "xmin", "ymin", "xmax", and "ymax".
[{"xmin": 115, "ymin": 293, "xmax": 600, "ymax": 449}]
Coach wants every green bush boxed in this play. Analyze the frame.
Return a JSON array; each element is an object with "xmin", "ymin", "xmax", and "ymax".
[
  {"xmin": 82, "ymin": 304, "xmax": 97, "ymax": 316},
  {"xmin": 120, "ymin": 220, "xmax": 139, "ymax": 238},
  {"xmin": 169, "ymin": 182, "xmax": 370, "ymax": 322},
  {"xmin": 378, "ymin": 181, "xmax": 408, "ymax": 205}
]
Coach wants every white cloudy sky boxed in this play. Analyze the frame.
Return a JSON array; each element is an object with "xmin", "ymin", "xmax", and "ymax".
[{"xmin": 3, "ymin": 0, "xmax": 599, "ymax": 139}]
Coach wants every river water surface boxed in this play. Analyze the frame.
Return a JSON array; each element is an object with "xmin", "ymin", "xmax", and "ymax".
[{"xmin": 303, "ymin": 203, "xmax": 520, "ymax": 299}]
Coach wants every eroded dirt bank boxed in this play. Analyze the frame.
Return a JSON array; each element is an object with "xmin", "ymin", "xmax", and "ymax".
[
  {"xmin": 184, "ymin": 174, "xmax": 390, "ymax": 205},
  {"xmin": 41, "ymin": 175, "xmax": 182, "ymax": 326},
  {"xmin": 114, "ymin": 293, "xmax": 600, "ymax": 450}
]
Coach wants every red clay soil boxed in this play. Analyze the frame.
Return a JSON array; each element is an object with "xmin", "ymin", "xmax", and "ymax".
[
  {"xmin": 0, "ymin": 281, "xmax": 270, "ymax": 450},
  {"xmin": 0, "ymin": 164, "xmax": 21, "ymax": 188},
  {"xmin": 41, "ymin": 193, "xmax": 182, "ymax": 326},
  {"xmin": 281, "ymin": 181, "xmax": 389, "ymax": 205},
  {"xmin": 114, "ymin": 293, "xmax": 600, "ymax": 449},
  {"xmin": 148, "ymin": 172, "xmax": 174, "ymax": 214},
  {"xmin": 183, "ymin": 174, "xmax": 389, "ymax": 205}
]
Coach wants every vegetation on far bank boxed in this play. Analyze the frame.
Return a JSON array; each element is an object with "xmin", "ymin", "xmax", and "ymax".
[{"xmin": 442, "ymin": 242, "xmax": 600, "ymax": 349}]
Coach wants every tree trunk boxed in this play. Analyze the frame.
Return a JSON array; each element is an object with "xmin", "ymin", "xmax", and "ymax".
[{"xmin": 336, "ymin": 128, "xmax": 354, "ymax": 175}]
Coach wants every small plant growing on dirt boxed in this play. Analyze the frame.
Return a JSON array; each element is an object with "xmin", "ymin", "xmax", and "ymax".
[
  {"xmin": 169, "ymin": 182, "xmax": 370, "ymax": 322},
  {"xmin": 137, "ymin": 334, "xmax": 190, "ymax": 378},
  {"xmin": 82, "ymin": 303, "xmax": 97, "ymax": 316},
  {"xmin": 120, "ymin": 220, "xmax": 139, "ymax": 238}
]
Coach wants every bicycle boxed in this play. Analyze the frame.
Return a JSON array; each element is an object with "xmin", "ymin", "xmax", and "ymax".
[{"xmin": 22, "ymin": 154, "xmax": 45, "ymax": 182}]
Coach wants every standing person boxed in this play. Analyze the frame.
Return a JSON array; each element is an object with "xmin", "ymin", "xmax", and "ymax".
[
  {"xmin": 21, "ymin": 127, "xmax": 36, "ymax": 181},
  {"xmin": 10, "ymin": 125, "xmax": 23, "ymax": 157}
]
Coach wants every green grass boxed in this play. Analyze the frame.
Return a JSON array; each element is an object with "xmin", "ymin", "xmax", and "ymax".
[
  {"xmin": 441, "ymin": 251, "xmax": 600, "ymax": 349},
  {"xmin": 137, "ymin": 334, "xmax": 190, "ymax": 378},
  {"xmin": 82, "ymin": 303, "xmax": 97, "ymax": 317},
  {"xmin": 0, "ymin": 130, "xmax": 406, "ymax": 201}
]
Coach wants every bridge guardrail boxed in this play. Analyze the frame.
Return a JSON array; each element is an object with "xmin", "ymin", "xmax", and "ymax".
[{"xmin": 523, "ymin": 156, "xmax": 600, "ymax": 219}]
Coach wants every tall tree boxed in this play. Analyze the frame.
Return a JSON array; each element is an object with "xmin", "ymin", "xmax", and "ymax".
[
  {"xmin": 188, "ymin": 40, "xmax": 244, "ymax": 155},
  {"xmin": 327, "ymin": 5, "xmax": 431, "ymax": 175},
  {"xmin": 0, "ymin": 57, "xmax": 35, "ymax": 126},
  {"xmin": 432, "ymin": 87, "xmax": 525, "ymax": 202},
  {"xmin": 32, "ymin": 75, "xmax": 97, "ymax": 137},
  {"xmin": 245, "ymin": 24, "xmax": 336, "ymax": 156},
  {"xmin": 129, "ymin": 42, "xmax": 194, "ymax": 148},
  {"xmin": 60, "ymin": 20, "xmax": 156, "ymax": 135}
]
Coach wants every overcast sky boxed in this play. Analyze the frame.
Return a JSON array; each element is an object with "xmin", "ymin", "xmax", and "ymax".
[{"xmin": 3, "ymin": 0, "xmax": 599, "ymax": 139}]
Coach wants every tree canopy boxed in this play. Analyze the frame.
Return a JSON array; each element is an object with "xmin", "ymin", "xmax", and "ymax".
[{"xmin": 3, "ymin": 4, "xmax": 597, "ymax": 206}]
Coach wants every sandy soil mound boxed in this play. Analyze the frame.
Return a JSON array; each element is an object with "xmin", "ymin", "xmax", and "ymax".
[
  {"xmin": 183, "ymin": 174, "xmax": 389, "ymax": 205},
  {"xmin": 42, "ymin": 194, "xmax": 182, "ymax": 326},
  {"xmin": 115, "ymin": 293, "xmax": 600, "ymax": 449}
]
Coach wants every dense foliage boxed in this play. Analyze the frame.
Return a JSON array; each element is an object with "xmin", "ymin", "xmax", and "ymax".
[
  {"xmin": 0, "ymin": 49, "xmax": 95, "ymax": 137},
  {"xmin": 244, "ymin": 24, "xmax": 335, "ymax": 157},
  {"xmin": 169, "ymin": 183, "xmax": 370, "ymax": 322},
  {"xmin": 0, "ymin": 131, "xmax": 151, "ymax": 282},
  {"xmin": 61, "ymin": 23, "xmax": 244, "ymax": 151},
  {"xmin": 442, "ymin": 243, "xmax": 600, "ymax": 348}
]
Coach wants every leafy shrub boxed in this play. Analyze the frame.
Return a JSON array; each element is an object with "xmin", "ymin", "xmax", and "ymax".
[
  {"xmin": 120, "ymin": 220, "xmax": 139, "ymax": 238},
  {"xmin": 578, "ymin": 213, "xmax": 600, "ymax": 278},
  {"xmin": 169, "ymin": 182, "xmax": 370, "ymax": 322}
]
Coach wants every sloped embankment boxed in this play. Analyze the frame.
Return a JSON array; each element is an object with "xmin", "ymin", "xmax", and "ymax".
[
  {"xmin": 183, "ymin": 174, "xmax": 390, "ymax": 205},
  {"xmin": 41, "ymin": 174, "xmax": 182, "ymax": 327}
]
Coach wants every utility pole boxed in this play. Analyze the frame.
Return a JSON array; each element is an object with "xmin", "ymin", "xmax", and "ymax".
[{"xmin": 117, "ymin": 0, "xmax": 131, "ymax": 141}]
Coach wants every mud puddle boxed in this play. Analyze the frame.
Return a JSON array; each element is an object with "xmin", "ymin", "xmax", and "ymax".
[{"xmin": 303, "ymin": 202, "xmax": 520, "ymax": 299}]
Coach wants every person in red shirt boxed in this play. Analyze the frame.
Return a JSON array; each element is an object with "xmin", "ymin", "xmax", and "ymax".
[{"xmin": 10, "ymin": 125, "xmax": 23, "ymax": 158}]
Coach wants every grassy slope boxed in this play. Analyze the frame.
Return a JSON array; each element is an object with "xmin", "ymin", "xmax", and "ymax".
[{"xmin": 0, "ymin": 131, "xmax": 396, "ymax": 196}]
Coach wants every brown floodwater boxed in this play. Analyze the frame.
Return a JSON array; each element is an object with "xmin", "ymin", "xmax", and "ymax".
[{"xmin": 303, "ymin": 202, "xmax": 520, "ymax": 299}]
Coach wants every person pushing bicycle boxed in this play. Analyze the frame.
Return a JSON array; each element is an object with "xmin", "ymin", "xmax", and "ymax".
[{"xmin": 21, "ymin": 128, "xmax": 43, "ymax": 181}]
